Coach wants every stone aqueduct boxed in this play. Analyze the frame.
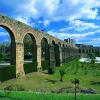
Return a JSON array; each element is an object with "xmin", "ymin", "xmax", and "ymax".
[{"xmin": 0, "ymin": 15, "xmax": 78, "ymax": 77}]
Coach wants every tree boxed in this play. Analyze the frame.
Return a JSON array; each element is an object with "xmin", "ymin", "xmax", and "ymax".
[
  {"xmin": 0, "ymin": 53, "xmax": 3, "ymax": 61},
  {"xmin": 59, "ymin": 67, "xmax": 66, "ymax": 82},
  {"xmin": 88, "ymin": 53, "xmax": 96, "ymax": 64}
]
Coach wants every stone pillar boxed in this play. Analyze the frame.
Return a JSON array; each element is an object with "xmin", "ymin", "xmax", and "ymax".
[
  {"xmin": 64, "ymin": 48, "xmax": 67, "ymax": 61},
  {"xmin": 49, "ymin": 44, "xmax": 56, "ymax": 67},
  {"xmin": 76, "ymin": 49, "xmax": 78, "ymax": 56},
  {"xmin": 65, "ymin": 47, "xmax": 68, "ymax": 61},
  {"xmin": 71, "ymin": 48, "xmax": 73, "ymax": 57},
  {"xmin": 74, "ymin": 49, "xmax": 76, "ymax": 56},
  {"xmin": 64, "ymin": 47, "xmax": 66, "ymax": 62},
  {"xmin": 66, "ymin": 47, "xmax": 69, "ymax": 59},
  {"xmin": 37, "ymin": 44, "xmax": 42, "ymax": 71},
  {"xmin": 16, "ymin": 42, "xmax": 25, "ymax": 78},
  {"xmin": 62, "ymin": 47, "xmax": 66, "ymax": 63},
  {"xmin": 70, "ymin": 48, "xmax": 72, "ymax": 57},
  {"xmin": 59, "ymin": 46, "xmax": 63, "ymax": 66},
  {"xmin": 72, "ymin": 48, "xmax": 73, "ymax": 57},
  {"xmin": 80, "ymin": 47, "xmax": 82, "ymax": 55},
  {"xmin": 69, "ymin": 47, "xmax": 71, "ymax": 57},
  {"xmin": 67, "ymin": 47, "xmax": 69, "ymax": 58}
]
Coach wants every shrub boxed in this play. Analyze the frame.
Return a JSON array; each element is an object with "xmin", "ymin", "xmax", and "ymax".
[
  {"xmin": 56, "ymin": 59, "xmax": 60, "ymax": 67},
  {"xmin": 0, "ymin": 65, "xmax": 16, "ymax": 82},
  {"xmin": 24, "ymin": 62, "xmax": 37, "ymax": 74},
  {"xmin": 48, "ymin": 66, "xmax": 55, "ymax": 74},
  {"xmin": 91, "ymin": 59, "xmax": 95, "ymax": 64},
  {"xmin": 41, "ymin": 60, "xmax": 49, "ymax": 71},
  {"xmin": 0, "ymin": 53, "xmax": 3, "ymax": 61},
  {"xmin": 88, "ymin": 53, "xmax": 96, "ymax": 64}
]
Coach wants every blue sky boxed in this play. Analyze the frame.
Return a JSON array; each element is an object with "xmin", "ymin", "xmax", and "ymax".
[{"xmin": 0, "ymin": 0, "xmax": 100, "ymax": 46}]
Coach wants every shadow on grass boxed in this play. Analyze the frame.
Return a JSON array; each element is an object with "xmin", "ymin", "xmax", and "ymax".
[{"xmin": 45, "ymin": 79, "xmax": 59, "ymax": 84}]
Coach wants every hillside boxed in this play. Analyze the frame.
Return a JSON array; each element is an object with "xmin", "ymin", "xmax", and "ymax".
[{"xmin": 0, "ymin": 59, "xmax": 100, "ymax": 94}]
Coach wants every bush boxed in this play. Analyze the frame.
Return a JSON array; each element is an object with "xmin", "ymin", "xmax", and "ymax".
[
  {"xmin": 91, "ymin": 59, "xmax": 95, "ymax": 64},
  {"xmin": 42, "ymin": 60, "xmax": 49, "ymax": 70},
  {"xmin": 24, "ymin": 62, "xmax": 37, "ymax": 74},
  {"xmin": 88, "ymin": 53, "xmax": 96, "ymax": 64},
  {"xmin": 0, "ymin": 65, "xmax": 16, "ymax": 82},
  {"xmin": 0, "ymin": 53, "xmax": 3, "ymax": 61},
  {"xmin": 48, "ymin": 66, "xmax": 55, "ymax": 74},
  {"xmin": 56, "ymin": 59, "xmax": 60, "ymax": 67}
]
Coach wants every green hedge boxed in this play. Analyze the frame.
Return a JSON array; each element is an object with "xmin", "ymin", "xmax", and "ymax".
[
  {"xmin": 0, "ymin": 62, "xmax": 38, "ymax": 81},
  {"xmin": 0, "ymin": 65, "xmax": 16, "ymax": 82},
  {"xmin": 41, "ymin": 60, "xmax": 55, "ymax": 74},
  {"xmin": 55, "ymin": 59, "xmax": 60, "ymax": 67},
  {"xmin": 24, "ymin": 62, "xmax": 37, "ymax": 74},
  {"xmin": 41, "ymin": 60, "xmax": 49, "ymax": 71}
]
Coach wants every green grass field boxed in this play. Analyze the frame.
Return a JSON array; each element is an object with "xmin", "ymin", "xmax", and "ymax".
[
  {"xmin": 0, "ymin": 58, "xmax": 100, "ymax": 99},
  {"xmin": 0, "ymin": 91, "xmax": 100, "ymax": 100}
]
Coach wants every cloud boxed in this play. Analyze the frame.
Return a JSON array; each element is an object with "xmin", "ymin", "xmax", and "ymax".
[
  {"xmin": 43, "ymin": 20, "xmax": 50, "ymax": 26},
  {"xmin": 70, "ymin": 20, "xmax": 100, "ymax": 31},
  {"xmin": 84, "ymin": 38, "xmax": 100, "ymax": 46},
  {"xmin": 0, "ymin": 29, "xmax": 12, "ymax": 43},
  {"xmin": 0, "ymin": 32, "xmax": 9, "ymax": 37},
  {"xmin": 52, "ymin": 0, "xmax": 100, "ymax": 21},
  {"xmin": 0, "ymin": 0, "xmax": 100, "ymax": 46},
  {"xmin": 0, "ymin": 0, "xmax": 100, "ymax": 22},
  {"xmin": 92, "ymin": 38, "xmax": 100, "ymax": 43},
  {"xmin": 0, "ymin": 0, "xmax": 100, "ymax": 32},
  {"xmin": 49, "ymin": 28, "xmax": 100, "ymax": 46},
  {"xmin": 0, "ymin": 27, "xmax": 11, "ymax": 38},
  {"xmin": 60, "ymin": 20, "xmax": 100, "ymax": 32},
  {"xmin": 16, "ymin": 17, "xmax": 31, "ymax": 25},
  {"xmin": 48, "ymin": 29, "xmax": 98, "ymax": 44},
  {"xmin": 0, "ymin": 0, "xmax": 30, "ymax": 16},
  {"xmin": 56, "ymin": 32, "xmax": 94, "ymax": 39}
]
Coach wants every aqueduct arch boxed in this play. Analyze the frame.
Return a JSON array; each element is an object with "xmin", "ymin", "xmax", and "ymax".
[
  {"xmin": 0, "ymin": 25, "xmax": 16, "ymax": 65},
  {"xmin": 52, "ymin": 40, "xmax": 60, "ymax": 67},
  {"xmin": 41, "ymin": 38, "xmax": 50, "ymax": 70},
  {"xmin": 0, "ymin": 15, "xmax": 78, "ymax": 79},
  {"xmin": 23, "ymin": 33, "xmax": 37, "ymax": 74}
]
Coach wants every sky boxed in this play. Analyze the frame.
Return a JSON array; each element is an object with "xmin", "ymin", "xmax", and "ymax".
[{"xmin": 0, "ymin": 0, "xmax": 100, "ymax": 47}]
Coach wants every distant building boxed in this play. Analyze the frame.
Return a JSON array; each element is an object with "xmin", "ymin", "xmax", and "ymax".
[
  {"xmin": 76, "ymin": 43, "xmax": 100, "ymax": 57},
  {"xmin": 64, "ymin": 38, "xmax": 76, "ymax": 44},
  {"xmin": 94, "ymin": 47, "xmax": 100, "ymax": 56}
]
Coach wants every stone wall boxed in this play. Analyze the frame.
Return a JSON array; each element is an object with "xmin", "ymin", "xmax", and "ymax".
[{"xmin": 76, "ymin": 44, "xmax": 100, "ymax": 57}]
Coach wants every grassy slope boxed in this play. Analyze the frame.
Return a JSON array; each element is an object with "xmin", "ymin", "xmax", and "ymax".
[{"xmin": 0, "ymin": 59, "xmax": 100, "ymax": 93}]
